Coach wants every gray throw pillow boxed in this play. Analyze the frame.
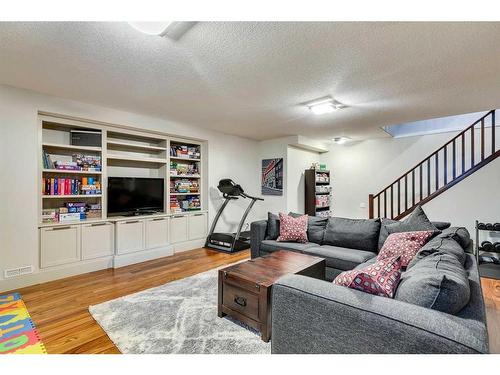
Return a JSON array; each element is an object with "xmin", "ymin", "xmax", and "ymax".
[
  {"xmin": 289, "ymin": 212, "xmax": 327, "ymax": 244},
  {"xmin": 431, "ymin": 221, "xmax": 451, "ymax": 230},
  {"xmin": 394, "ymin": 253, "xmax": 470, "ymax": 314},
  {"xmin": 323, "ymin": 217, "xmax": 381, "ymax": 252},
  {"xmin": 406, "ymin": 236, "xmax": 466, "ymax": 269},
  {"xmin": 437, "ymin": 227, "xmax": 471, "ymax": 250},
  {"xmin": 395, "ymin": 253, "xmax": 470, "ymax": 314},
  {"xmin": 378, "ymin": 206, "xmax": 439, "ymax": 250},
  {"xmin": 265, "ymin": 212, "xmax": 280, "ymax": 240}
]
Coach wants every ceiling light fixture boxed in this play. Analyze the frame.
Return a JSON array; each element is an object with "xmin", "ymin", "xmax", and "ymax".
[
  {"xmin": 128, "ymin": 22, "xmax": 196, "ymax": 40},
  {"xmin": 332, "ymin": 137, "xmax": 351, "ymax": 145},
  {"xmin": 303, "ymin": 96, "xmax": 346, "ymax": 115}
]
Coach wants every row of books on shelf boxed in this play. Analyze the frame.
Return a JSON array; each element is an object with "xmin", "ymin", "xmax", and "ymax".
[
  {"xmin": 315, "ymin": 172, "xmax": 330, "ymax": 183},
  {"xmin": 42, "ymin": 177, "xmax": 101, "ymax": 196},
  {"xmin": 315, "ymin": 195, "xmax": 330, "ymax": 208},
  {"xmin": 42, "ymin": 203, "xmax": 102, "ymax": 223},
  {"xmin": 316, "ymin": 210, "xmax": 332, "ymax": 218},
  {"xmin": 169, "ymin": 196, "xmax": 201, "ymax": 213},
  {"xmin": 170, "ymin": 161, "xmax": 199, "ymax": 176},
  {"xmin": 170, "ymin": 179, "xmax": 199, "ymax": 194},
  {"xmin": 43, "ymin": 151, "xmax": 102, "ymax": 171},
  {"xmin": 170, "ymin": 145, "xmax": 200, "ymax": 159},
  {"xmin": 316, "ymin": 186, "xmax": 331, "ymax": 194}
]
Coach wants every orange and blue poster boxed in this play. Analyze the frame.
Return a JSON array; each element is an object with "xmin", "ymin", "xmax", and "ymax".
[{"xmin": 0, "ymin": 293, "xmax": 46, "ymax": 354}]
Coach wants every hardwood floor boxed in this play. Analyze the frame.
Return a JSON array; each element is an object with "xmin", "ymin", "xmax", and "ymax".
[
  {"xmin": 8, "ymin": 250, "xmax": 500, "ymax": 354},
  {"xmin": 11, "ymin": 248, "xmax": 250, "ymax": 354},
  {"xmin": 481, "ymin": 278, "xmax": 500, "ymax": 353}
]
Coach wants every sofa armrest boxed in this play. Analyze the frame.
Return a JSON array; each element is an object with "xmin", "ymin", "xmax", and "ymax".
[
  {"xmin": 271, "ymin": 275, "xmax": 488, "ymax": 354},
  {"xmin": 250, "ymin": 220, "xmax": 267, "ymax": 259}
]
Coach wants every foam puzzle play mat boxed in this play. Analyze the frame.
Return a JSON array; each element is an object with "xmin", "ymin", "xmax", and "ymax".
[{"xmin": 0, "ymin": 293, "xmax": 47, "ymax": 354}]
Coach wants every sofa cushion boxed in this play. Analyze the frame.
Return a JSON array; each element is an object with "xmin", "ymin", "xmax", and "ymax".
[
  {"xmin": 289, "ymin": 212, "xmax": 327, "ymax": 244},
  {"xmin": 407, "ymin": 236, "xmax": 466, "ymax": 269},
  {"xmin": 395, "ymin": 253, "xmax": 471, "ymax": 314},
  {"xmin": 377, "ymin": 230, "xmax": 435, "ymax": 268},
  {"xmin": 323, "ymin": 217, "xmax": 381, "ymax": 252},
  {"xmin": 378, "ymin": 206, "xmax": 438, "ymax": 250},
  {"xmin": 354, "ymin": 256, "xmax": 378, "ymax": 270},
  {"xmin": 304, "ymin": 245, "xmax": 376, "ymax": 271},
  {"xmin": 437, "ymin": 227, "xmax": 471, "ymax": 250},
  {"xmin": 334, "ymin": 256, "xmax": 403, "ymax": 298},
  {"xmin": 431, "ymin": 221, "xmax": 451, "ymax": 230},
  {"xmin": 277, "ymin": 213, "xmax": 308, "ymax": 243},
  {"xmin": 265, "ymin": 212, "xmax": 280, "ymax": 240},
  {"xmin": 260, "ymin": 240, "xmax": 316, "ymax": 253}
]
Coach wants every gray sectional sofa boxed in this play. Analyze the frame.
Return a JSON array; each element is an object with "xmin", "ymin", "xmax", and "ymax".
[{"xmin": 250, "ymin": 210, "xmax": 489, "ymax": 354}]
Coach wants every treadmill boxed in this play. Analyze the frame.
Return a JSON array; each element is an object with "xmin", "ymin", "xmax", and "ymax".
[{"xmin": 205, "ymin": 179, "xmax": 263, "ymax": 253}]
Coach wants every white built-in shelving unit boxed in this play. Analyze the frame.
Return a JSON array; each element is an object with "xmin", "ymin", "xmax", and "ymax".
[{"xmin": 37, "ymin": 113, "xmax": 209, "ymax": 273}]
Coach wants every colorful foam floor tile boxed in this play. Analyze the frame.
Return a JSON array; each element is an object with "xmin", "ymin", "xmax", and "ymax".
[{"xmin": 0, "ymin": 293, "xmax": 47, "ymax": 354}]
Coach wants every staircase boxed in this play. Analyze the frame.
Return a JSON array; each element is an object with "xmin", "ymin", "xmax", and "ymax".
[{"xmin": 368, "ymin": 110, "xmax": 498, "ymax": 219}]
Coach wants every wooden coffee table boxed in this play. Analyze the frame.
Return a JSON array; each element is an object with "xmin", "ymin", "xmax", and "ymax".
[{"xmin": 217, "ymin": 250, "xmax": 325, "ymax": 342}]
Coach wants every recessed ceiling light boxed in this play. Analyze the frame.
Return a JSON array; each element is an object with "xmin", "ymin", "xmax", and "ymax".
[
  {"xmin": 332, "ymin": 137, "xmax": 351, "ymax": 145},
  {"xmin": 128, "ymin": 22, "xmax": 196, "ymax": 40},
  {"xmin": 303, "ymin": 96, "xmax": 346, "ymax": 115}
]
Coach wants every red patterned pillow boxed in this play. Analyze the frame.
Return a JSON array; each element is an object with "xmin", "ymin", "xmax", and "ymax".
[
  {"xmin": 333, "ymin": 256, "xmax": 402, "ymax": 298},
  {"xmin": 277, "ymin": 213, "xmax": 308, "ymax": 243},
  {"xmin": 377, "ymin": 230, "xmax": 435, "ymax": 267}
]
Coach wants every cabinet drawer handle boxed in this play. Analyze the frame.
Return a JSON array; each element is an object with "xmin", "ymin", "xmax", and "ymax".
[
  {"xmin": 153, "ymin": 218, "xmax": 166, "ymax": 221},
  {"xmin": 91, "ymin": 222, "xmax": 108, "ymax": 227},
  {"xmin": 172, "ymin": 215, "xmax": 183, "ymax": 219},
  {"xmin": 52, "ymin": 226, "xmax": 72, "ymax": 230},
  {"xmin": 124, "ymin": 220, "xmax": 140, "ymax": 224},
  {"xmin": 234, "ymin": 296, "xmax": 247, "ymax": 307},
  {"xmin": 193, "ymin": 213, "xmax": 204, "ymax": 217}
]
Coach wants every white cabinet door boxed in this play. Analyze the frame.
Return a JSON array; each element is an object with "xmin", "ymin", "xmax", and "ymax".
[
  {"xmin": 81, "ymin": 222, "xmax": 114, "ymax": 260},
  {"xmin": 145, "ymin": 217, "xmax": 169, "ymax": 249},
  {"xmin": 40, "ymin": 225, "xmax": 81, "ymax": 268},
  {"xmin": 115, "ymin": 220, "xmax": 145, "ymax": 254},
  {"xmin": 188, "ymin": 213, "xmax": 208, "ymax": 240},
  {"xmin": 170, "ymin": 215, "xmax": 188, "ymax": 243}
]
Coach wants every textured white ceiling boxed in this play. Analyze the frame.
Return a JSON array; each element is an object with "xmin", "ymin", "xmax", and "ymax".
[{"xmin": 1, "ymin": 22, "xmax": 500, "ymax": 140}]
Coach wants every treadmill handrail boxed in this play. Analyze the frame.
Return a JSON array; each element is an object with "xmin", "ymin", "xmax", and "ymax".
[{"xmin": 241, "ymin": 192, "xmax": 264, "ymax": 201}]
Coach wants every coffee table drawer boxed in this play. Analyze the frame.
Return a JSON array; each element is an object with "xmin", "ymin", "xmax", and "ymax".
[{"xmin": 222, "ymin": 283, "xmax": 260, "ymax": 321}]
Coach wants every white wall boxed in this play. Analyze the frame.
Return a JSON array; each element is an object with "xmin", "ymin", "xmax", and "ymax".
[
  {"xmin": 0, "ymin": 85, "xmax": 261, "ymax": 288},
  {"xmin": 286, "ymin": 146, "xmax": 320, "ymax": 214},
  {"xmin": 258, "ymin": 138, "xmax": 289, "ymax": 215},
  {"xmin": 257, "ymin": 138, "xmax": 320, "ymax": 217},
  {"xmin": 319, "ymin": 131, "xmax": 500, "ymax": 240}
]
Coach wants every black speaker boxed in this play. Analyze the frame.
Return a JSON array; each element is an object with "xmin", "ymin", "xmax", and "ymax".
[
  {"xmin": 477, "ymin": 222, "xmax": 486, "ymax": 230},
  {"xmin": 494, "ymin": 223, "xmax": 500, "ymax": 231},
  {"xmin": 494, "ymin": 242, "xmax": 500, "ymax": 253},
  {"xmin": 70, "ymin": 130, "xmax": 101, "ymax": 147},
  {"xmin": 486, "ymin": 223, "xmax": 494, "ymax": 230}
]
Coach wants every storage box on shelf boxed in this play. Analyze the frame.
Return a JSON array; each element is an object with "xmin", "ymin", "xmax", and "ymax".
[
  {"xmin": 305, "ymin": 169, "xmax": 332, "ymax": 217},
  {"xmin": 38, "ymin": 114, "xmax": 208, "ymax": 275}
]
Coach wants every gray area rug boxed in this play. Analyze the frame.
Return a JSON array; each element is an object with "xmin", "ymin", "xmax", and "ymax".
[{"xmin": 89, "ymin": 266, "xmax": 271, "ymax": 354}]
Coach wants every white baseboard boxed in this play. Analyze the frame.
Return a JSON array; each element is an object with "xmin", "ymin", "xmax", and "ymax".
[
  {"xmin": 173, "ymin": 239, "xmax": 206, "ymax": 253},
  {"xmin": 113, "ymin": 246, "xmax": 174, "ymax": 268},
  {"xmin": 0, "ymin": 257, "xmax": 113, "ymax": 293}
]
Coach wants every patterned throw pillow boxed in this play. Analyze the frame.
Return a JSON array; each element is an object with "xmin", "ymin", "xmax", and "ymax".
[
  {"xmin": 277, "ymin": 213, "xmax": 308, "ymax": 243},
  {"xmin": 333, "ymin": 256, "xmax": 403, "ymax": 298},
  {"xmin": 377, "ymin": 230, "xmax": 435, "ymax": 267}
]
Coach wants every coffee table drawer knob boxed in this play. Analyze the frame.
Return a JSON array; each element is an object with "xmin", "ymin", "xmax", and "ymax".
[{"xmin": 234, "ymin": 296, "xmax": 247, "ymax": 307}]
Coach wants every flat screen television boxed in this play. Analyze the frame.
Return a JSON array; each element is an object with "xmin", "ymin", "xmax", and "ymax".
[{"xmin": 107, "ymin": 177, "xmax": 164, "ymax": 216}]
